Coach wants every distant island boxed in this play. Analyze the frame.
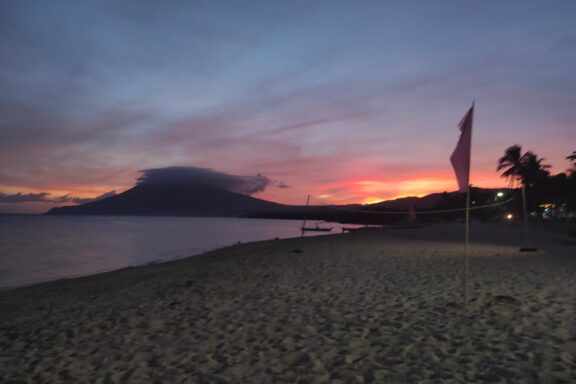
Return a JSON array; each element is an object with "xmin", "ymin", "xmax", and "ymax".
[{"xmin": 47, "ymin": 184, "xmax": 292, "ymax": 217}]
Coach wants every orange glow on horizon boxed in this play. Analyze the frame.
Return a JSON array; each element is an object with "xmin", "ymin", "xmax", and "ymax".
[
  {"xmin": 2, "ymin": 168, "xmax": 512, "ymax": 214},
  {"xmin": 0, "ymin": 184, "xmax": 123, "ymax": 205},
  {"xmin": 361, "ymin": 197, "xmax": 385, "ymax": 205},
  {"xmin": 12, "ymin": 173, "xmax": 507, "ymax": 206},
  {"xmin": 278, "ymin": 171, "xmax": 509, "ymax": 206},
  {"xmin": 389, "ymin": 193, "xmax": 425, "ymax": 199},
  {"xmin": 342, "ymin": 177, "xmax": 458, "ymax": 205}
]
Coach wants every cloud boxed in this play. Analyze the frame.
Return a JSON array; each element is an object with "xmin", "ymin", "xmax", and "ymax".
[
  {"xmin": 1, "ymin": 0, "xmax": 574, "ymax": 213},
  {"xmin": 0, "ymin": 190, "xmax": 116, "ymax": 204},
  {"xmin": 0, "ymin": 192, "xmax": 51, "ymax": 203},
  {"xmin": 137, "ymin": 166, "xmax": 272, "ymax": 195}
]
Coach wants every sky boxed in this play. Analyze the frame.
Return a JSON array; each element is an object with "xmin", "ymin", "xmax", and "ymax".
[{"xmin": 1, "ymin": 0, "xmax": 575, "ymax": 213}]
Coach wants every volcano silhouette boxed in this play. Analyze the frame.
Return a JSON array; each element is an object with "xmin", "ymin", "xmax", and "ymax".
[{"xmin": 47, "ymin": 184, "xmax": 288, "ymax": 216}]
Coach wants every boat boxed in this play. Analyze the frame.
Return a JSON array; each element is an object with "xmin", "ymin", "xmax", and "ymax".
[
  {"xmin": 301, "ymin": 223, "xmax": 333, "ymax": 232},
  {"xmin": 342, "ymin": 225, "xmax": 383, "ymax": 233},
  {"xmin": 294, "ymin": 196, "xmax": 332, "ymax": 253}
]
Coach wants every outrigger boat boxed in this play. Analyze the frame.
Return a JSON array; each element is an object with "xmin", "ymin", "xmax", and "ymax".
[
  {"xmin": 301, "ymin": 223, "xmax": 333, "ymax": 232},
  {"xmin": 294, "ymin": 195, "xmax": 331, "ymax": 253}
]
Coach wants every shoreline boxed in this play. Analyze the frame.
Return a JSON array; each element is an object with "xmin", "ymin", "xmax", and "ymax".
[
  {"xmin": 1, "ymin": 222, "xmax": 575, "ymax": 382},
  {"xmin": 3, "ymin": 220, "xmax": 573, "ymax": 294},
  {"xmin": 0, "ymin": 216, "xmax": 353, "ymax": 292}
]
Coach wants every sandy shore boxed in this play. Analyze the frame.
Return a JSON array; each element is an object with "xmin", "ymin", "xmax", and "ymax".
[{"xmin": 1, "ymin": 222, "xmax": 575, "ymax": 383}]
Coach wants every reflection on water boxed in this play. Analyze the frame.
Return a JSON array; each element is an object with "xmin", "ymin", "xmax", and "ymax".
[{"xmin": 0, "ymin": 215, "xmax": 355, "ymax": 289}]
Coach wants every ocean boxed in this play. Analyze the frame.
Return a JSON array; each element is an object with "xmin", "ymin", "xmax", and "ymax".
[{"xmin": 0, "ymin": 215, "xmax": 353, "ymax": 290}]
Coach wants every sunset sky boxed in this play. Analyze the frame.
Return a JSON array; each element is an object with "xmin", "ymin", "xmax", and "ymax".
[{"xmin": 1, "ymin": 0, "xmax": 575, "ymax": 213}]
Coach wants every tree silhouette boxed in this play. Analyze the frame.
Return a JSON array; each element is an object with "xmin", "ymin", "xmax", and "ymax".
[
  {"xmin": 566, "ymin": 150, "xmax": 576, "ymax": 182},
  {"xmin": 520, "ymin": 151, "xmax": 551, "ymax": 187},
  {"xmin": 497, "ymin": 145, "xmax": 524, "ymax": 185},
  {"xmin": 497, "ymin": 145, "xmax": 550, "ymax": 187},
  {"xmin": 567, "ymin": 151, "xmax": 576, "ymax": 170}
]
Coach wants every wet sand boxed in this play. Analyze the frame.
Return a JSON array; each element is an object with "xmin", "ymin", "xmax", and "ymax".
[{"xmin": 1, "ymin": 222, "xmax": 575, "ymax": 383}]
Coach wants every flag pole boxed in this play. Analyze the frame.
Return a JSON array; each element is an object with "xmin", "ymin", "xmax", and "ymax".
[
  {"xmin": 464, "ymin": 101, "xmax": 474, "ymax": 308},
  {"xmin": 522, "ymin": 184, "xmax": 529, "ymax": 244},
  {"xmin": 520, "ymin": 184, "xmax": 537, "ymax": 252},
  {"xmin": 464, "ymin": 183, "xmax": 471, "ymax": 307},
  {"xmin": 463, "ymin": 101, "xmax": 474, "ymax": 308},
  {"xmin": 450, "ymin": 101, "xmax": 474, "ymax": 308}
]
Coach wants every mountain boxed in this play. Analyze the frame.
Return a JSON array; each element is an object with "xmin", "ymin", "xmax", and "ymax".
[
  {"xmin": 368, "ymin": 188, "xmax": 512, "ymax": 211},
  {"xmin": 47, "ymin": 184, "xmax": 290, "ymax": 216},
  {"xmin": 250, "ymin": 187, "xmax": 514, "ymax": 224},
  {"xmin": 368, "ymin": 192, "xmax": 447, "ymax": 210}
]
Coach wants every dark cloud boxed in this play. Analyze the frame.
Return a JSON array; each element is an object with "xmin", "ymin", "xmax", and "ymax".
[
  {"xmin": 137, "ymin": 167, "xmax": 272, "ymax": 195},
  {"xmin": 0, "ymin": 192, "xmax": 51, "ymax": 203},
  {"xmin": 1, "ymin": 0, "xmax": 575, "ymax": 215},
  {"xmin": 0, "ymin": 191, "xmax": 116, "ymax": 204}
]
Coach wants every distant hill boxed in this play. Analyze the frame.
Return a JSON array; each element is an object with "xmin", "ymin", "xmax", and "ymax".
[
  {"xmin": 368, "ymin": 188, "xmax": 511, "ymax": 211},
  {"xmin": 250, "ymin": 188, "xmax": 514, "ymax": 224},
  {"xmin": 47, "ymin": 184, "xmax": 291, "ymax": 217},
  {"xmin": 368, "ymin": 192, "xmax": 446, "ymax": 210}
]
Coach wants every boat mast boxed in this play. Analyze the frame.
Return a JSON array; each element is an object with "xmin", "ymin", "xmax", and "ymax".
[{"xmin": 294, "ymin": 194, "xmax": 310, "ymax": 253}]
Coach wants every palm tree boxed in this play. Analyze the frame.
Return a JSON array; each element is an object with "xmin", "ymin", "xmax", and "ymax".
[
  {"xmin": 567, "ymin": 151, "xmax": 576, "ymax": 180},
  {"xmin": 520, "ymin": 151, "xmax": 550, "ymax": 187},
  {"xmin": 498, "ymin": 146, "xmax": 551, "ymax": 225},
  {"xmin": 567, "ymin": 151, "xmax": 576, "ymax": 169},
  {"xmin": 497, "ymin": 145, "xmax": 524, "ymax": 186},
  {"xmin": 497, "ymin": 145, "xmax": 550, "ymax": 187}
]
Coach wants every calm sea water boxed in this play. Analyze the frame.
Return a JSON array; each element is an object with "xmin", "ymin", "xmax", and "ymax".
[{"xmin": 0, "ymin": 215, "xmax": 353, "ymax": 290}]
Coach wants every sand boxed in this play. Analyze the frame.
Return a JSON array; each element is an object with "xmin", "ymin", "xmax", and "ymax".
[{"xmin": 1, "ymin": 222, "xmax": 575, "ymax": 383}]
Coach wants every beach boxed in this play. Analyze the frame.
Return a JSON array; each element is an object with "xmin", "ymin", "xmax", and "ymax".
[{"xmin": 1, "ymin": 222, "xmax": 575, "ymax": 383}]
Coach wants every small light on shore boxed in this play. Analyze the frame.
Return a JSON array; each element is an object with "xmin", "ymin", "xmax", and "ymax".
[
  {"xmin": 506, "ymin": 213, "xmax": 513, "ymax": 220},
  {"xmin": 497, "ymin": 192, "xmax": 504, "ymax": 198}
]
